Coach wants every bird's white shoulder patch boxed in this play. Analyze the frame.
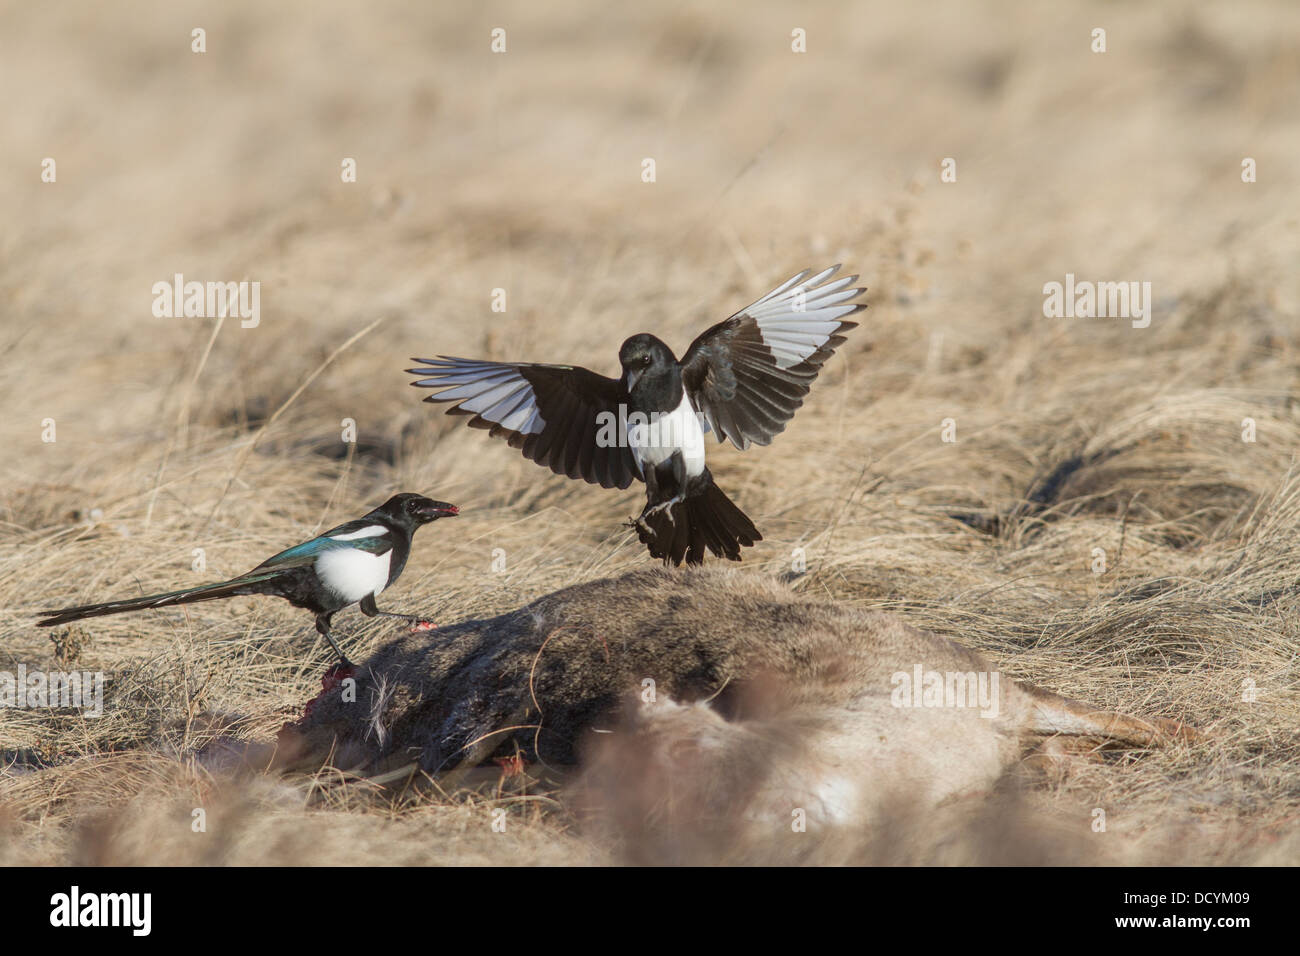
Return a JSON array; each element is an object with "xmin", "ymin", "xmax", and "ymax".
[{"xmin": 328, "ymin": 524, "xmax": 389, "ymax": 542}]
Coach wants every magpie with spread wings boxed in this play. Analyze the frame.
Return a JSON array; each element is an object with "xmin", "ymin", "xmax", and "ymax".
[{"xmin": 406, "ymin": 266, "xmax": 864, "ymax": 565}]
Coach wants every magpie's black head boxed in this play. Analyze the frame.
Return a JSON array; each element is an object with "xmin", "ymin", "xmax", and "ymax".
[
  {"xmin": 377, "ymin": 493, "xmax": 459, "ymax": 528},
  {"xmin": 619, "ymin": 334, "xmax": 677, "ymax": 393}
]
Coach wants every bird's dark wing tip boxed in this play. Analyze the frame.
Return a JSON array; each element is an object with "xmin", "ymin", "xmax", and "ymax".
[{"xmin": 840, "ymin": 302, "xmax": 869, "ymax": 323}]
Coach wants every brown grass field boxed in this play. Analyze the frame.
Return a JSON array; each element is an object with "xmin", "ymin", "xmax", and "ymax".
[{"xmin": 2, "ymin": 1, "xmax": 1298, "ymax": 865}]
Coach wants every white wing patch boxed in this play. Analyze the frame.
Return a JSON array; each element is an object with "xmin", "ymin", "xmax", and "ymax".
[
  {"xmin": 315, "ymin": 548, "xmax": 392, "ymax": 603},
  {"xmin": 407, "ymin": 358, "xmax": 546, "ymax": 434},
  {"xmin": 328, "ymin": 524, "xmax": 389, "ymax": 542},
  {"xmin": 738, "ymin": 265, "xmax": 862, "ymax": 370}
]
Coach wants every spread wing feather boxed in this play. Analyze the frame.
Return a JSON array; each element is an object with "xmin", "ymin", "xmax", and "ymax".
[
  {"xmin": 407, "ymin": 357, "xmax": 638, "ymax": 489},
  {"xmin": 679, "ymin": 265, "xmax": 865, "ymax": 450}
]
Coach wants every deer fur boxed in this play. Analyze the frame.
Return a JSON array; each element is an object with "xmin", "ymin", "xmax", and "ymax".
[{"xmin": 243, "ymin": 567, "xmax": 1194, "ymax": 831}]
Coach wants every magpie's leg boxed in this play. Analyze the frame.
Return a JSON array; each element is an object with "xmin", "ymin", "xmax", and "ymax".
[
  {"xmin": 315, "ymin": 613, "xmax": 353, "ymax": 668},
  {"xmin": 359, "ymin": 594, "xmax": 435, "ymax": 630},
  {"xmin": 641, "ymin": 454, "xmax": 687, "ymax": 525},
  {"xmin": 631, "ymin": 465, "xmax": 661, "ymax": 534}
]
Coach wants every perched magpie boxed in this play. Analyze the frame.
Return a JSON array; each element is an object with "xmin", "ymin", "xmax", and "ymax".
[
  {"xmin": 406, "ymin": 265, "xmax": 864, "ymax": 565},
  {"xmin": 37, "ymin": 493, "xmax": 458, "ymax": 666}
]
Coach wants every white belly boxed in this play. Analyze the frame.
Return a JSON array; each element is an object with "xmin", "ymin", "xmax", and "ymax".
[
  {"xmin": 627, "ymin": 391, "xmax": 706, "ymax": 477},
  {"xmin": 315, "ymin": 547, "xmax": 392, "ymax": 603}
]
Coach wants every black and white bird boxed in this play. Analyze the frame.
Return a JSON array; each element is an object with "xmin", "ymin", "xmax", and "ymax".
[
  {"xmin": 37, "ymin": 493, "xmax": 459, "ymax": 666},
  {"xmin": 406, "ymin": 265, "xmax": 864, "ymax": 565}
]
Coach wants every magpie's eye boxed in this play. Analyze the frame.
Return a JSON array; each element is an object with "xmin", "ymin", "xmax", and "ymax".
[{"xmin": 642, "ymin": 355, "xmax": 652, "ymax": 367}]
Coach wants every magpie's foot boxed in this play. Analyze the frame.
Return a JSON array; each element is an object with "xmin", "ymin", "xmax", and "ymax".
[
  {"xmin": 372, "ymin": 610, "xmax": 435, "ymax": 632},
  {"xmin": 641, "ymin": 498, "xmax": 682, "ymax": 527},
  {"xmin": 389, "ymin": 612, "xmax": 435, "ymax": 632}
]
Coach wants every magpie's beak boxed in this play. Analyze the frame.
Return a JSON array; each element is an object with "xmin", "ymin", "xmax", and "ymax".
[
  {"xmin": 420, "ymin": 500, "xmax": 459, "ymax": 520},
  {"xmin": 625, "ymin": 367, "xmax": 643, "ymax": 392}
]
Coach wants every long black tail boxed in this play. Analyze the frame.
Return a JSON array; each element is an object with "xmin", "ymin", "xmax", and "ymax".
[
  {"xmin": 637, "ymin": 476, "xmax": 762, "ymax": 566},
  {"xmin": 37, "ymin": 571, "xmax": 283, "ymax": 628}
]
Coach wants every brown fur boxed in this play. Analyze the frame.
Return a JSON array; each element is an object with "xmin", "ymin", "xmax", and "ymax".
[{"xmin": 253, "ymin": 568, "xmax": 1192, "ymax": 828}]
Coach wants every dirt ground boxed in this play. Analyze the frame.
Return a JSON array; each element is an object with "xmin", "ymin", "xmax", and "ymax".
[{"xmin": 1, "ymin": 1, "xmax": 1298, "ymax": 864}]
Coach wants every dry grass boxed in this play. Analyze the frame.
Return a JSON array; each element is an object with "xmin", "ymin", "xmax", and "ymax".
[{"xmin": 2, "ymin": 0, "xmax": 1299, "ymax": 864}]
